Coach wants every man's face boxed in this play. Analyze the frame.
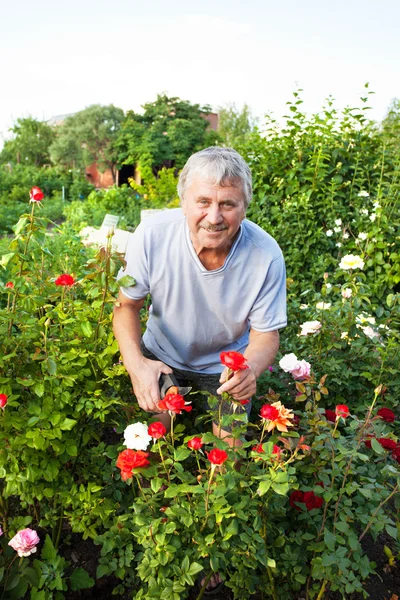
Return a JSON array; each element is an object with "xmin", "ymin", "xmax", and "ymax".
[{"xmin": 182, "ymin": 178, "xmax": 246, "ymax": 254}]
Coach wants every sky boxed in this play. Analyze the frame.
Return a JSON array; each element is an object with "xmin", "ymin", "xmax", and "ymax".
[{"xmin": 1, "ymin": 0, "xmax": 399, "ymax": 144}]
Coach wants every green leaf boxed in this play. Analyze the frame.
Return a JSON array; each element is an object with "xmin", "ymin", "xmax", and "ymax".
[
  {"xmin": 271, "ymin": 481, "xmax": 289, "ymax": 496},
  {"xmin": 151, "ymin": 477, "xmax": 163, "ymax": 493},
  {"xmin": 81, "ymin": 321, "xmax": 93, "ymax": 337},
  {"xmin": 371, "ymin": 437, "xmax": 385, "ymax": 455},
  {"xmin": 96, "ymin": 564, "xmax": 109, "ymax": 578},
  {"xmin": 188, "ymin": 562, "xmax": 204, "ymax": 577},
  {"xmin": 324, "ymin": 529, "xmax": 336, "ymax": 551},
  {"xmin": 33, "ymin": 382, "xmax": 44, "ymax": 397},
  {"xmin": 41, "ymin": 535, "xmax": 57, "ymax": 561},
  {"xmin": 386, "ymin": 294, "xmax": 394, "ymax": 308},
  {"xmin": 174, "ymin": 447, "xmax": 191, "ymax": 462},
  {"xmin": 65, "ymin": 440, "xmax": 78, "ymax": 457},
  {"xmin": 322, "ymin": 554, "xmax": 336, "ymax": 567},
  {"xmin": 59, "ymin": 418, "xmax": 77, "ymax": 431},
  {"xmin": 69, "ymin": 568, "xmax": 95, "ymax": 591},
  {"xmin": 47, "ymin": 358, "xmax": 57, "ymax": 375},
  {"xmin": 0, "ymin": 252, "xmax": 15, "ymax": 268},
  {"xmin": 257, "ymin": 480, "xmax": 271, "ymax": 496},
  {"xmin": 118, "ymin": 275, "xmax": 136, "ymax": 288},
  {"xmin": 385, "ymin": 524, "xmax": 398, "ymax": 539}
]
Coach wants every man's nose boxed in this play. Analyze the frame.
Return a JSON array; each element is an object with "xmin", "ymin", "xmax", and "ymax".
[{"xmin": 207, "ymin": 203, "xmax": 223, "ymax": 223}]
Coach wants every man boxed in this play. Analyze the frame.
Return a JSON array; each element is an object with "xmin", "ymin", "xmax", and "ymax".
[{"xmin": 113, "ymin": 147, "xmax": 287, "ymax": 446}]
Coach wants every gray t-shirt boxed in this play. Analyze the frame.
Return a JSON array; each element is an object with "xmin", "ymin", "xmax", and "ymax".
[{"xmin": 118, "ymin": 208, "xmax": 287, "ymax": 374}]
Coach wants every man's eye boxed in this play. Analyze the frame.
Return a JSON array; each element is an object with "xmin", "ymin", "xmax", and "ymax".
[{"xmin": 198, "ymin": 199, "xmax": 209, "ymax": 205}]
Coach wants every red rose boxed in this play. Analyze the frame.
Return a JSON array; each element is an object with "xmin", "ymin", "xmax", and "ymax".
[
  {"xmin": 29, "ymin": 186, "xmax": 44, "ymax": 202},
  {"xmin": 260, "ymin": 404, "xmax": 280, "ymax": 421},
  {"xmin": 148, "ymin": 421, "xmax": 166, "ymax": 439},
  {"xmin": 0, "ymin": 394, "xmax": 8, "ymax": 409},
  {"xmin": 252, "ymin": 443, "xmax": 264, "ymax": 453},
  {"xmin": 187, "ymin": 437, "xmax": 203, "ymax": 450},
  {"xmin": 207, "ymin": 448, "xmax": 228, "ymax": 465},
  {"xmin": 378, "ymin": 438, "xmax": 397, "ymax": 451},
  {"xmin": 335, "ymin": 404, "xmax": 349, "ymax": 419},
  {"xmin": 220, "ymin": 351, "xmax": 249, "ymax": 371},
  {"xmin": 272, "ymin": 444, "xmax": 282, "ymax": 458},
  {"xmin": 325, "ymin": 409, "xmax": 336, "ymax": 423},
  {"xmin": 303, "ymin": 491, "xmax": 324, "ymax": 511},
  {"xmin": 392, "ymin": 446, "xmax": 400, "ymax": 463},
  {"xmin": 289, "ymin": 490, "xmax": 304, "ymax": 510},
  {"xmin": 5, "ymin": 282, "xmax": 14, "ymax": 289},
  {"xmin": 157, "ymin": 394, "xmax": 192, "ymax": 414},
  {"xmin": 239, "ymin": 399, "xmax": 250, "ymax": 405},
  {"xmin": 55, "ymin": 274, "xmax": 75, "ymax": 287},
  {"xmin": 116, "ymin": 449, "xmax": 150, "ymax": 480},
  {"xmin": 377, "ymin": 408, "xmax": 395, "ymax": 423}
]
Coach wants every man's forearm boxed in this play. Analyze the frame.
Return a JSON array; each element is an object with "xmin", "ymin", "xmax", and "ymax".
[
  {"xmin": 244, "ymin": 329, "xmax": 280, "ymax": 379},
  {"xmin": 113, "ymin": 302, "xmax": 144, "ymax": 374}
]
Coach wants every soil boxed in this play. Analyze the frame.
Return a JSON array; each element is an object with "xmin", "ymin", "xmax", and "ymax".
[{"xmin": 61, "ymin": 532, "xmax": 399, "ymax": 600}]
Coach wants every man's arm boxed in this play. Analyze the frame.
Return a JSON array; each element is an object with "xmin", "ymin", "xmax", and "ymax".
[
  {"xmin": 216, "ymin": 329, "xmax": 280, "ymax": 400},
  {"xmin": 113, "ymin": 290, "xmax": 172, "ymax": 411}
]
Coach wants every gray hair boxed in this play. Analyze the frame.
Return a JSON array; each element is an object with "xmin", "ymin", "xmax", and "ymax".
[{"xmin": 177, "ymin": 147, "xmax": 252, "ymax": 209}]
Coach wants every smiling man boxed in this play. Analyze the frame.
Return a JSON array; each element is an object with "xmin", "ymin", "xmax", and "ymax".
[{"xmin": 113, "ymin": 147, "xmax": 287, "ymax": 445}]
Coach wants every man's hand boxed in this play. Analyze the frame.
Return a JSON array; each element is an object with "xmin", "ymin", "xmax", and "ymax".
[
  {"xmin": 128, "ymin": 357, "xmax": 173, "ymax": 413},
  {"xmin": 217, "ymin": 365, "xmax": 257, "ymax": 400},
  {"xmin": 216, "ymin": 329, "xmax": 280, "ymax": 401}
]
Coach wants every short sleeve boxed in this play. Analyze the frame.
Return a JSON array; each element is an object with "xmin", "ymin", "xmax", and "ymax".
[
  {"xmin": 248, "ymin": 253, "xmax": 287, "ymax": 332},
  {"xmin": 116, "ymin": 223, "xmax": 150, "ymax": 299}
]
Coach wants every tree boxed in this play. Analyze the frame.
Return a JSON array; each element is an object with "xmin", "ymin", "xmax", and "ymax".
[
  {"xmin": 115, "ymin": 94, "xmax": 222, "ymax": 173},
  {"xmin": 381, "ymin": 98, "xmax": 400, "ymax": 146},
  {"xmin": 0, "ymin": 117, "xmax": 56, "ymax": 167},
  {"xmin": 217, "ymin": 103, "xmax": 257, "ymax": 149},
  {"xmin": 50, "ymin": 105, "xmax": 124, "ymax": 182}
]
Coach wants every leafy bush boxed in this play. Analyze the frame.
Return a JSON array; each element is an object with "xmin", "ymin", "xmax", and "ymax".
[{"xmin": 63, "ymin": 185, "xmax": 144, "ymax": 230}]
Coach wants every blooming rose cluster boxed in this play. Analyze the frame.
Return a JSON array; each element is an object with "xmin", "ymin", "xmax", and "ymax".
[
  {"xmin": 8, "ymin": 528, "xmax": 40, "ymax": 557},
  {"xmin": 279, "ymin": 353, "xmax": 311, "ymax": 381}
]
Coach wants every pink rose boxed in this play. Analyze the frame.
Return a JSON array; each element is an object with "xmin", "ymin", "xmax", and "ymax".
[
  {"xmin": 290, "ymin": 360, "xmax": 311, "ymax": 380},
  {"xmin": 8, "ymin": 528, "xmax": 40, "ymax": 557}
]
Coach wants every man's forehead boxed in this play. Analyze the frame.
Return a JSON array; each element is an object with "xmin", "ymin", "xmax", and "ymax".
[{"xmin": 188, "ymin": 177, "xmax": 244, "ymax": 198}]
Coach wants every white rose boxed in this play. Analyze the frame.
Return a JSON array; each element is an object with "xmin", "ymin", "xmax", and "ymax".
[
  {"xmin": 279, "ymin": 353, "xmax": 299, "ymax": 373},
  {"xmin": 343, "ymin": 232, "xmax": 349, "ymax": 239},
  {"xmin": 326, "ymin": 230, "xmax": 333, "ymax": 237},
  {"xmin": 360, "ymin": 209, "xmax": 369, "ymax": 215},
  {"xmin": 300, "ymin": 320, "xmax": 322, "ymax": 336},
  {"xmin": 123, "ymin": 422, "xmax": 152, "ymax": 451},
  {"xmin": 335, "ymin": 218, "xmax": 342, "ymax": 226},
  {"xmin": 316, "ymin": 302, "xmax": 331, "ymax": 310},
  {"xmin": 358, "ymin": 190, "xmax": 369, "ymax": 197},
  {"xmin": 334, "ymin": 226, "xmax": 341, "ymax": 233},
  {"xmin": 358, "ymin": 232, "xmax": 367, "ymax": 240},
  {"xmin": 341, "ymin": 288, "xmax": 352, "ymax": 299},
  {"xmin": 369, "ymin": 213, "xmax": 377, "ymax": 222},
  {"xmin": 339, "ymin": 254, "xmax": 364, "ymax": 270}
]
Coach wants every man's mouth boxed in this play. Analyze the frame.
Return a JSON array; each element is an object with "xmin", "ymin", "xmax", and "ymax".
[{"xmin": 201, "ymin": 226, "xmax": 227, "ymax": 232}]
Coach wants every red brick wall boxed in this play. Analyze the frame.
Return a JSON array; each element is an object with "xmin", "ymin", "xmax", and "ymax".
[{"xmin": 85, "ymin": 163, "xmax": 115, "ymax": 188}]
